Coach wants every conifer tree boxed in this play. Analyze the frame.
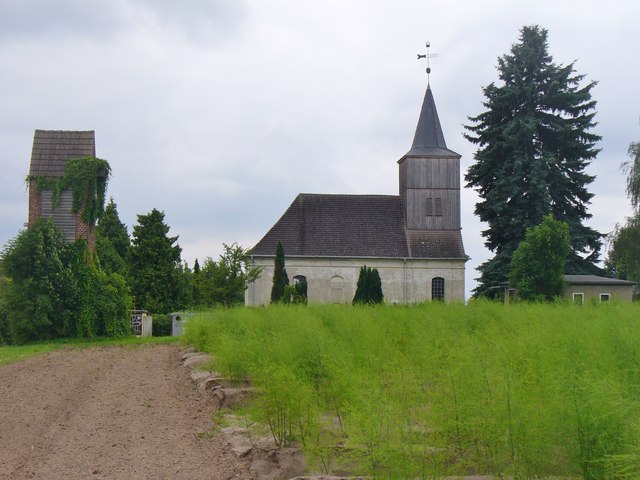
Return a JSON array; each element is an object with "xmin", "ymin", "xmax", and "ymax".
[
  {"xmin": 97, "ymin": 198, "xmax": 130, "ymax": 259},
  {"xmin": 96, "ymin": 198, "xmax": 130, "ymax": 276},
  {"xmin": 192, "ymin": 258, "xmax": 201, "ymax": 307},
  {"xmin": 270, "ymin": 241, "xmax": 289, "ymax": 303},
  {"xmin": 128, "ymin": 208, "xmax": 183, "ymax": 313},
  {"xmin": 353, "ymin": 266, "xmax": 383, "ymax": 304},
  {"xmin": 465, "ymin": 25, "xmax": 602, "ymax": 296}
]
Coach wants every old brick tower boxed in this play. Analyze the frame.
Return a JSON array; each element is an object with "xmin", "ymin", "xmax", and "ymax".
[{"xmin": 27, "ymin": 130, "xmax": 98, "ymax": 251}]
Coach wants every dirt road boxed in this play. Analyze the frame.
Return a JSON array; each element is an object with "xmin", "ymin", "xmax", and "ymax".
[{"xmin": 0, "ymin": 344, "xmax": 253, "ymax": 480}]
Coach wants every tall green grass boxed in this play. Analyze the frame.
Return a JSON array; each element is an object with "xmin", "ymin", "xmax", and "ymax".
[{"xmin": 184, "ymin": 301, "xmax": 640, "ymax": 479}]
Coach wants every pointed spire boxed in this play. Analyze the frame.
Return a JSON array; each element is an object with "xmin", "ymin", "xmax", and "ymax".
[{"xmin": 405, "ymin": 84, "xmax": 459, "ymax": 157}]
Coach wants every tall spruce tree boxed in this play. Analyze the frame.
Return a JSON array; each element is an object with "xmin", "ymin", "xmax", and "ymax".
[
  {"xmin": 270, "ymin": 241, "xmax": 289, "ymax": 303},
  {"xmin": 465, "ymin": 25, "xmax": 602, "ymax": 296}
]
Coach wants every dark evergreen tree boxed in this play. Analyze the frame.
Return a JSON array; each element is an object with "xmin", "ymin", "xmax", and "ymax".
[
  {"xmin": 353, "ymin": 266, "xmax": 383, "ymax": 305},
  {"xmin": 192, "ymin": 258, "xmax": 201, "ymax": 307},
  {"xmin": 97, "ymin": 198, "xmax": 130, "ymax": 259},
  {"xmin": 270, "ymin": 241, "xmax": 289, "ymax": 303},
  {"xmin": 128, "ymin": 208, "xmax": 183, "ymax": 313},
  {"xmin": 370, "ymin": 268, "xmax": 383, "ymax": 304},
  {"xmin": 96, "ymin": 198, "xmax": 130, "ymax": 276},
  {"xmin": 465, "ymin": 25, "xmax": 602, "ymax": 296}
]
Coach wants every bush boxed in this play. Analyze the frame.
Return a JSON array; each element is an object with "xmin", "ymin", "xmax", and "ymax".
[
  {"xmin": 152, "ymin": 314, "xmax": 172, "ymax": 337},
  {"xmin": 1, "ymin": 220, "xmax": 132, "ymax": 344}
]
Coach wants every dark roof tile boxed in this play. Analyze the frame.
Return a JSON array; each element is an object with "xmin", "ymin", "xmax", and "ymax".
[
  {"xmin": 406, "ymin": 230, "xmax": 466, "ymax": 258},
  {"xmin": 29, "ymin": 130, "xmax": 96, "ymax": 177},
  {"xmin": 404, "ymin": 84, "xmax": 459, "ymax": 158},
  {"xmin": 251, "ymin": 193, "xmax": 467, "ymax": 259}
]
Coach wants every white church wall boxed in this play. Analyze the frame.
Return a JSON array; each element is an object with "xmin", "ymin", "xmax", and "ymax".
[{"xmin": 245, "ymin": 256, "xmax": 466, "ymax": 305}]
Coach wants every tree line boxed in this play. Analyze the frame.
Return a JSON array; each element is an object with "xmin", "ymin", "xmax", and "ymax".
[{"xmin": 0, "ymin": 198, "xmax": 260, "ymax": 344}]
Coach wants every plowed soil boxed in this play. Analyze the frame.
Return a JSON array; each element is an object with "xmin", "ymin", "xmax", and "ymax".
[{"xmin": 0, "ymin": 344, "xmax": 253, "ymax": 480}]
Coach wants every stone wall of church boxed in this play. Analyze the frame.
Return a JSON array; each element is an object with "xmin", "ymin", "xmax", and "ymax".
[{"xmin": 245, "ymin": 256, "xmax": 466, "ymax": 305}]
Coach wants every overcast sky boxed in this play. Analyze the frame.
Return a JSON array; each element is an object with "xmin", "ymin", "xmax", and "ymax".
[{"xmin": 1, "ymin": 0, "xmax": 638, "ymax": 299}]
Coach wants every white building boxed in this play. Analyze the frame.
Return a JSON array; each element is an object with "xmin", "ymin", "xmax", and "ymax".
[{"xmin": 246, "ymin": 82, "xmax": 468, "ymax": 304}]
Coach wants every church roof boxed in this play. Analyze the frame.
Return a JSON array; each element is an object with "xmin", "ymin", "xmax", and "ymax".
[
  {"xmin": 29, "ymin": 130, "xmax": 96, "ymax": 177},
  {"xmin": 250, "ymin": 193, "xmax": 466, "ymax": 259},
  {"xmin": 404, "ymin": 84, "xmax": 460, "ymax": 158}
]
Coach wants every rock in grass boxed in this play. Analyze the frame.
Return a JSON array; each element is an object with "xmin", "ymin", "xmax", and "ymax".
[{"xmin": 183, "ymin": 353, "xmax": 210, "ymax": 368}]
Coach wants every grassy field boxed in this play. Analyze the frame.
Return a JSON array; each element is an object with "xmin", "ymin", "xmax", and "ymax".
[
  {"xmin": 0, "ymin": 335, "xmax": 179, "ymax": 366},
  {"xmin": 184, "ymin": 301, "xmax": 640, "ymax": 479}
]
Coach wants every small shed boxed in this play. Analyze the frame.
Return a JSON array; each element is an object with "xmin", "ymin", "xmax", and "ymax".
[
  {"xmin": 563, "ymin": 275, "xmax": 637, "ymax": 303},
  {"xmin": 130, "ymin": 310, "xmax": 152, "ymax": 337}
]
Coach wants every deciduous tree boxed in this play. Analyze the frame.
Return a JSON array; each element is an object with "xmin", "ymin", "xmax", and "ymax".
[
  {"xmin": 509, "ymin": 215, "xmax": 570, "ymax": 301},
  {"xmin": 199, "ymin": 243, "xmax": 262, "ymax": 307},
  {"xmin": 1, "ymin": 219, "xmax": 131, "ymax": 343},
  {"xmin": 621, "ymin": 142, "xmax": 640, "ymax": 213},
  {"xmin": 606, "ymin": 141, "xmax": 640, "ymax": 297}
]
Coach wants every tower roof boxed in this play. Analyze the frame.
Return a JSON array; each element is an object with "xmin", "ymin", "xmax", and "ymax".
[
  {"xmin": 29, "ymin": 130, "xmax": 96, "ymax": 177},
  {"xmin": 404, "ymin": 84, "xmax": 459, "ymax": 158}
]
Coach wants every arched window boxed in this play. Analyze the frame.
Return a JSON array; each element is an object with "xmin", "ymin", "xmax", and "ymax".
[
  {"xmin": 432, "ymin": 277, "xmax": 445, "ymax": 301},
  {"xmin": 330, "ymin": 275, "xmax": 344, "ymax": 290},
  {"xmin": 293, "ymin": 275, "xmax": 307, "ymax": 297}
]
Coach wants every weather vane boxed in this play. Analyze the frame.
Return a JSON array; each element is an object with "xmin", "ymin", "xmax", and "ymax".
[{"xmin": 417, "ymin": 42, "xmax": 438, "ymax": 81}]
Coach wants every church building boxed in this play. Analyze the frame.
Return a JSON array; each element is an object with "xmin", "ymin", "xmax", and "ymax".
[{"xmin": 246, "ymin": 80, "xmax": 467, "ymax": 304}]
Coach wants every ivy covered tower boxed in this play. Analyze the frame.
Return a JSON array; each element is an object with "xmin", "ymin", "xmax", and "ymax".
[{"xmin": 27, "ymin": 130, "xmax": 99, "ymax": 251}]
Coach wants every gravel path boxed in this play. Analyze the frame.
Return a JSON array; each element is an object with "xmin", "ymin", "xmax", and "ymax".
[{"xmin": 0, "ymin": 344, "xmax": 253, "ymax": 480}]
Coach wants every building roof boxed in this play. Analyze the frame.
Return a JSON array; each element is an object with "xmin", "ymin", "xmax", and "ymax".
[
  {"xmin": 250, "ymin": 193, "xmax": 466, "ymax": 259},
  {"xmin": 29, "ymin": 130, "xmax": 96, "ymax": 177},
  {"xmin": 564, "ymin": 275, "xmax": 637, "ymax": 286},
  {"xmin": 403, "ymin": 84, "xmax": 460, "ymax": 158}
]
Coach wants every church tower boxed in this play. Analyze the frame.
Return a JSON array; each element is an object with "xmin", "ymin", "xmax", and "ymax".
[{"xmin": 398, "ymin": 83, "xmax": 461, "ymax": 232}]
